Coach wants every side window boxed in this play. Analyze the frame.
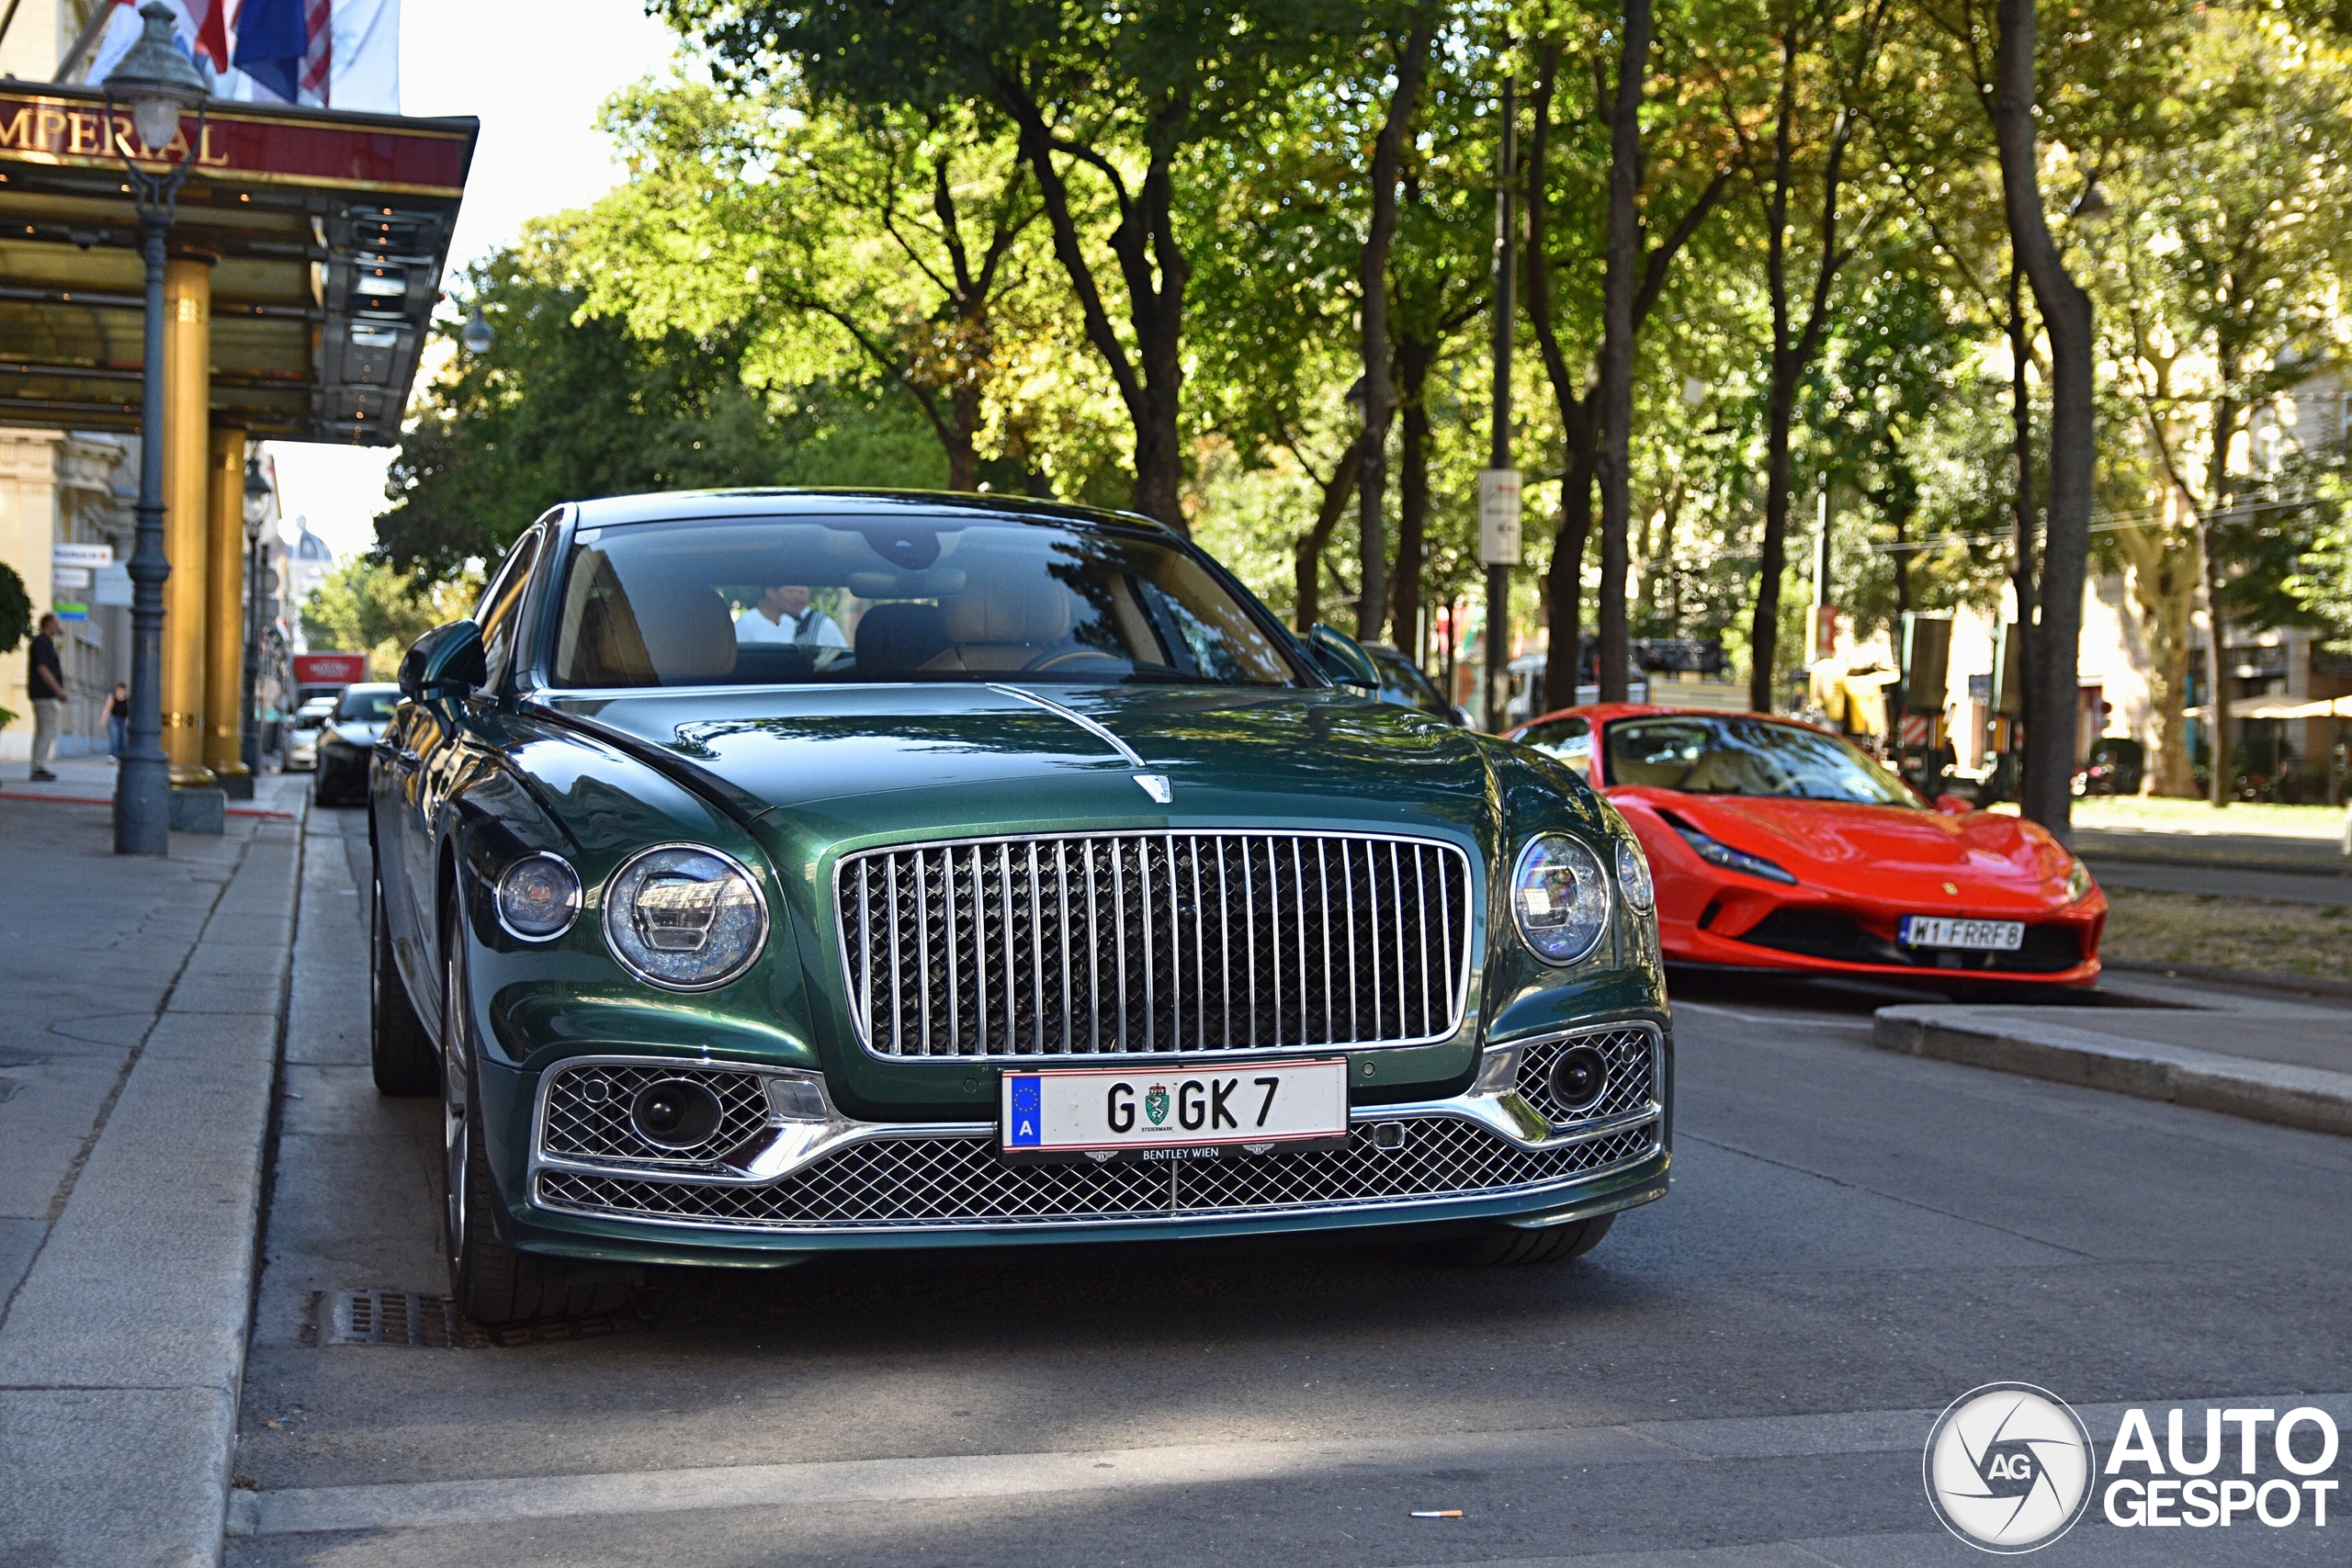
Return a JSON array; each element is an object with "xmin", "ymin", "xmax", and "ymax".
[
  {"xmin": 1519, "ymin": 716, "xmax": 1592, "ymax": 775},
  {"xmin": 475, "ymin": 526, "xmax": 545, "ymax": 689}
]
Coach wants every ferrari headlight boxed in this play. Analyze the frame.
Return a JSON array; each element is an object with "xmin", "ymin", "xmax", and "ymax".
[
  {"xmin": 2064, "ymin": 856, "xmax": 2095, "ymax": 904},
  {"xmin": 1512, "ymin": 834, "xmax": 1612, "ymax": 965},
  {"xmin": 1615, "ymin": 834, "xmax": 1655, "ymax": 912},
  {"xmin": 1669, "ymin": 820, "xmax": 1798, "ymax": 885},
  {"xmin": 603, "ymin": 844, "xmax": 768, "ymax": 989},
  {"xmin": 495, "ymin": 852, "xmax": 581, "ymax": 941}
]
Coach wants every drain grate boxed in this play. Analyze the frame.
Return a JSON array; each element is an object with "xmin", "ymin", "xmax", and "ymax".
[
  {"xmin": 326, "ymin": 1290, "xmax": 476, "ymax": 1348},
  {"xmin": 322, "ymin": 1289, "xmax": 661, "ymax": 1348}
]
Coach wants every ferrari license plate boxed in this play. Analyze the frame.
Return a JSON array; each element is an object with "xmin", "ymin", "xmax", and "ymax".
[
  {"xmin": 1000, "ymin": 1058, "xmax": 1349, "ymax": 1164},
  {"xmin": 1899, "ymin": 915, "xmax": 2024, "ymax": 951}
]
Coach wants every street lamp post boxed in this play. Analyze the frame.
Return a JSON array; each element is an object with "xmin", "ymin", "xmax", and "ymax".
[
  {"xmin": 240, "ymin": 457, "xmax": 272, "ymax": 778},
  {"xmin": 105, "ymin": 3, "xmax": 208, "ymax": 856}
]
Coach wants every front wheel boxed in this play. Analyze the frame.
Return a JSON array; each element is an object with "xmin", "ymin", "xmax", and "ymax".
[
  {"xmin": 440, "ymin": 918, "xmax": 639, "ymax": 1324},
  {"xmin": 1436, "ymin": 1212, "xmax": 1615, "ymax": 1267}
]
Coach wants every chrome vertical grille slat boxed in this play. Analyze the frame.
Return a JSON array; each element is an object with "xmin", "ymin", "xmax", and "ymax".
[{"xmin": 838, "ymin": 831, "xmax": 1474, "ymax": 1059}]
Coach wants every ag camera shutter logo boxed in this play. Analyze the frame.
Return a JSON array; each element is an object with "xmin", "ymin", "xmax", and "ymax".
[{"xmin": 1924, "ymin": 1382, "xmax": 2094, "ymax": 1552}]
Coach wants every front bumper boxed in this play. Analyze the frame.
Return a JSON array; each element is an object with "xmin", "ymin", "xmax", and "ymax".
[{"xmin": 495, "ymin": 1021, "xmax": 1671, "ymax": 1266}]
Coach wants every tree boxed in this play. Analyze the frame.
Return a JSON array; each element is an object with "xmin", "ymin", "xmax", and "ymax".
[
  {"xmin": 2102, "ymin": 5, "xmax": 2352, "ymax": 799},
  {"xmin": 1526, "ymin": 16, "xmax": 1737, "ymax": 710},
  {"xmin": 300, "ymin": 558, "xmax": 480, "ymax": 678},
  {"xmin": 1734, "ymin": 0, "xmax": 1892, "ymax": 714},
  {"xmin": 1594, "ymin": 0, "xmax": 1655, "ymax": 702},
  {"xmin": 1354, "ymin": 17, "xmax": 1437, "ymax": 642},
  {"xmin": 377, "ymin": 233, "xmax": 799, "ymax": 579},
  {"xmin": 580, "ymin": 85, "xmax": 1041, "ymax": 492},
  {"xmin": 672, "ymin": 0, "xmax": 1344, "ymax": 533}
]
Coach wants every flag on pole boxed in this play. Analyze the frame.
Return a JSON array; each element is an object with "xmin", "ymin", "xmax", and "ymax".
[
  {"xmin": 86, "ymin": 0, "xmax": 400, "ymax": 113},
  {"xmin": 87, "ymin": 0, "xmax": 229, "ymax": 84}
]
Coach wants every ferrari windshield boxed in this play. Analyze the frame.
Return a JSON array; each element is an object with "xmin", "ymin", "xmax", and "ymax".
[
  {"xmin": 1605, "ymin": 715, "xmax": 1920, "ymax": 807},
  {"xmin": 548, "ymin": 516, "xmax": 1303, "ymax": 689}
]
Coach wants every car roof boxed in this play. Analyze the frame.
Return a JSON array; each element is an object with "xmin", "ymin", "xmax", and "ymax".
[
  {"xmin": 339, "ymin": 682, "xmax": 401, "ymax": 694},
  {"xmin": 569, "ymin": 487, "xmax": 1174, "ymax": 534},
  {"xmin": 1509, "ymin": 703, "xmax": 1841, "ymax": 741}
]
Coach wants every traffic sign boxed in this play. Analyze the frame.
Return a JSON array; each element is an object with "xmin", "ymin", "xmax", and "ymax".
[
  {"xmin": 52, "ymin": 543, "xmax": 111, "ymax": 570},
  {"xmin": 1477, "ymin": 468, "xmax": 1522, "ymax": 566}
]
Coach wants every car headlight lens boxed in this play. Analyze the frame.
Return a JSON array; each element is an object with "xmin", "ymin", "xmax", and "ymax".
[
  {"xmin": 495, "ymin": 852, "xmax": 582, "ymax": 941},
  {"xmin": 602, "ymin": 844, "xmax": 768, "ymax": 989},
  {"xmin": 2064, "ymin": 856, "xmax": 2095, "ymax": 904},
  {"xmin": 1669, "ymin": 820, "xmax": 1798, "ymax": 885},
  {"xmin": 1512, "ymin": 834, "xmax": 1612, "ymax": 965},
  {"xmin": 1614, "ymin": 834, "xmax": 1655, "ymax": 911}
]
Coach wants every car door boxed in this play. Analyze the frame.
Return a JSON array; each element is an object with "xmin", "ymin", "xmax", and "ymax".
[{"xmin": 394, "ymin": 525, "xmax": 547, "ymax": 1004}]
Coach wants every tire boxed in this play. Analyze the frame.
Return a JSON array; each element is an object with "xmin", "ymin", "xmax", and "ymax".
[
  {"xmin": 369, "ymin": 863, "xmax": 438, "ymax": 1096},
  {"xmin": 1436, "ymin": 1212, "xmax": 1615, "ymax": 1268},
  {"xmin": 440, "ymin": 905, "xmax": 641, "ymax": 1324}
]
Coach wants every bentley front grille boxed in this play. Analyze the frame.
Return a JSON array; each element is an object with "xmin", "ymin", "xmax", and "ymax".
[
  {"xmin": 534, "ymin": 1115, "xmax": 1657, "ymax": 1231},
  {"xmin": 836, "ymin": 831, "xmax": 1474, "ymax": 1059}
]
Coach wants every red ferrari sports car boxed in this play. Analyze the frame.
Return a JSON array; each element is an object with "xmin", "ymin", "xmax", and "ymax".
[{"xmin": 1507, "ymin": 704, "xmax": 2104, "ymax": 986}]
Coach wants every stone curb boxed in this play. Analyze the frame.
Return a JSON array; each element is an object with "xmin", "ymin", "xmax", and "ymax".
[
  {"xmin": 1873, "ymin": 1005, "xmax": 2352, "ymax": 1139},
  {"xmin": 0, "ymin": 807, "xmax": 305, "ymax": 1568},
  {"xmin": 2102, "ymin": 957, "xmax": 2352, "ymax": 1002}
]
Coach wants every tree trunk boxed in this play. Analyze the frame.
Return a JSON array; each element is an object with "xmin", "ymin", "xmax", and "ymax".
[
  {"xmin": 1526, "ymin": 43, "xmax": 1594, "ymax": 714},
  {"xmin": 948, "ymin": 379, "xmax": 981, "ymax": 491},
  {"xmin": 1753, "ymin": 367, "xmax": 1799, "ymax": 713},
  {"xmin": 1294, "ymin": 437, "xmax": 1363, "ymax": 633},
  {"xmin": 1355, "ymin": 23, "xmax": 1433, "ymax": 642},
  {"xmin": 2006, "ymin": 259, "xmax": 2038, "ymax": 750},
  {"xmin": 1394, "ymin": 340, "xmax": 1433, "ymax": 655},
  {"xmin": 1992, "ymin": 0, "xmax": 2095, "ymax": 845},
  {"xmin": 1595, "ymin": 0, "xmax": 1653, "ymax": 704}
]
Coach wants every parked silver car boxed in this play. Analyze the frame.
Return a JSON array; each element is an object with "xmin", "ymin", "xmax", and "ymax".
[{"xmin": 284, "ymin": 697, "xmax": 337, "ymax": 771}]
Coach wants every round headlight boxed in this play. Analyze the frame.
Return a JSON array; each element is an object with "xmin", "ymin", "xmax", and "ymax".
[
  {"xmin": 495, "ymin": 852, "xmax": 582, "ymax": 941},
  {"xmin": 602, "ymin": 844, "xmax": 768, "ymax": 989},
  {"xmin": 1615, "ymin": 834, "xmax": 1655, "ymax": 911},
  {"xmin": 1512, "ymin": 833, "xmax": 1612, "ymax": 965}
]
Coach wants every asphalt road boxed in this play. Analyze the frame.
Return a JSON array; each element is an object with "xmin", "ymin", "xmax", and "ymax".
[{"xmin": 227, "ymin": 806, "xmax": 2352, "ymax": 1566}]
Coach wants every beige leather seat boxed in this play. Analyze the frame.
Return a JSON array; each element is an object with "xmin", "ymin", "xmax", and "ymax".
[{"xmin": 925, "ymin": 578, "xmax": 1075, "ymax": 671}]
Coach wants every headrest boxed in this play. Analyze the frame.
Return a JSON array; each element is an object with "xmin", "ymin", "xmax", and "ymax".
[
  {"xmin": 854, "ymin": 602, "xmax": 949, "ymax": 673},
  {"xmin": 940, "ymin": 580, "xmax": 1072, "ymax": 644},
  {"xmin": 637, "ymin": 582, "xmax": 738, "ymax": 683}
]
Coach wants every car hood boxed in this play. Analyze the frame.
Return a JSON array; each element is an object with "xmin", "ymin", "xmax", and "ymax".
[
  {"xmin": 533, "ymin": 682, "xmax": 1493, "ymax": 840},
  {"xmin": 1621, "ymin": 789, "xmax": 2073, "ymax": 893}
]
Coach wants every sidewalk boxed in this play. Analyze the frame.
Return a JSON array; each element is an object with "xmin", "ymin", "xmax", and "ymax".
[
  {"xmin": 0, "ymin": 777, "xmax": 307, "ymax": 1566},
  {"xmin": 0, "ymin": 755, "xmax": 305, "ymax": 821},
  {"xmin": 1876, "ymin": 971, "xmax": 2352, "ymax": 1138}
]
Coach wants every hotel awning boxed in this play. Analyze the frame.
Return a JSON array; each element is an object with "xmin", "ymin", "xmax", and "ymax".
[{"xmin": 0, "ymin": 85, "xmax": 476, "ymax": 446}]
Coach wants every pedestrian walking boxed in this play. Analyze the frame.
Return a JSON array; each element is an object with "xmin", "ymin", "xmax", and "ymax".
[
  {"xmin": 104, "ymin": 682, "xmax": 130, "ymax": 760},
  {"xmin": 27, "ymin": 612, "xmax": 64, "ymax": 783}
]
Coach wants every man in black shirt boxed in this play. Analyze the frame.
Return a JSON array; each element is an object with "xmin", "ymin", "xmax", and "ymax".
[{"xmin": 28, "ymin": 612, "xmax": 63, "ymax": 783}]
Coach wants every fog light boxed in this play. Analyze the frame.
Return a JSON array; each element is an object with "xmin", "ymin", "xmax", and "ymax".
[
  {"xmin": 1371, "ymin": 1121, "xmax": 1408, "ymax": 1151},
  {"xmin": 1548, "ymin": 1045, "xmax": 1611, "ymax": 1115},
  {"xmin": 629, "ymin": 1077, "xmax": 723, "ymax": 1150}
]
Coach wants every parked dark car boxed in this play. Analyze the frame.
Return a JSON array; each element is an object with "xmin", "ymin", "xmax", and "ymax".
[
  {"xmin": 368, "ymin": 490, "xmax": 1670, "ymax": 1323},
  {"xmin": 2074, "ymin": 737, "xmax": 2144, "ymax": 797},
  {"xmin": 1361, "ymin": 642, "xmax": 1465, "ymax": 725},
  {"xmin": 314, "ymin": 683, "xmax": 399, "ymax": 807}
]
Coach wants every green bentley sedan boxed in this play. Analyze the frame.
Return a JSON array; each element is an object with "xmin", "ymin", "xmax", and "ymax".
[{"xmin": 369, "ymin": 490, "xmax": 1671, "ymax": 1323}]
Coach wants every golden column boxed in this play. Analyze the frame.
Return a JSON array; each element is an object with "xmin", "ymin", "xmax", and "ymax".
[
  {"xmin": 204, "ymin": 426, "xmax": 251, "ymax": 790},
  {"xmin": 160, "ymin": 254, "xmax": 215, "ymax": 786}
]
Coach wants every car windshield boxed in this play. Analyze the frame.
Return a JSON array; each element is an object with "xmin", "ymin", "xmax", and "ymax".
[
  {"xmin": 548, "ymin": 516, "xmax": 1303, "ymax": 689},
  {"xmin": 1605, "ymin": 715, "xmax": 1919, "ymax": 807},
  {"xmin": 334, "ymin": 689, "xmax": 398, "ymax": 722}
]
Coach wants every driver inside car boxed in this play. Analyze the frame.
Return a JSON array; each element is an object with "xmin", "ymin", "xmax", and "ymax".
[{"xmin": 735, "ymin": 583, "xmax": 848, "ymax": 649}]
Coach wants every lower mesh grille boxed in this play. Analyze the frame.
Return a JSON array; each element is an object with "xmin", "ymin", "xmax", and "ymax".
[
  {"xmin": 535, "ymin": 1116, "xmax": 1657, "ymax": 1231},
  {"xmin": 539, "ymin": 1064, "xmax": 772, "ymax": 1167},
  {"xmin": 1515, "ymin": 1027, "xmax": 1658, "ymax": 1126}
]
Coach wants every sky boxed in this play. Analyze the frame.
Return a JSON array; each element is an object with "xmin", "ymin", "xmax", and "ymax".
[{"xmin": 265, "ymin": 0, "xmax": 681, "ymax": 560}]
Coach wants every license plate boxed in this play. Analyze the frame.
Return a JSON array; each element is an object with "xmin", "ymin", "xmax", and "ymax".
[
  {"xmin": 1000, "ymin": 1058, "xmax": 1349, "ymax": 1164},
  {"xmin": 1899, "ymin": 915, "xmax": 2024, "ymax": 951}
]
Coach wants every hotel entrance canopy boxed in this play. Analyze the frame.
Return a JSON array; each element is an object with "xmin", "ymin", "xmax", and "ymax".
[{"xmin": 0, "ymin": 84, "xmax": 477, "ymax": 445}]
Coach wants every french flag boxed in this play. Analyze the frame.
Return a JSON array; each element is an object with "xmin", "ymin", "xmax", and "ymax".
[
  {"xmin": 232, "ymin": 0, "xmax": 333, "ymax": 106},
  {"xmin": 87, "ymin": 0, "xmax": 231, "ymax": 83}
]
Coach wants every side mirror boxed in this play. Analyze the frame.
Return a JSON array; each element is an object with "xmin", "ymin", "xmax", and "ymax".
[
  {"xmin": 1306, "ymin": 624, "xmax": 1379, "ymax": 690},
  {"xmin": 399, "ymin": 619, "xmax": 486, "ymax": 702},
  {"xmin": 1934, "ymin": 793, "xmax": 1973, "ymax": 816}
]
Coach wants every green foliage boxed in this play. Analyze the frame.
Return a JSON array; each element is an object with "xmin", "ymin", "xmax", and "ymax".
[
  {"xmin": 377, "ymin": 231, "xmax": 791, "ymax": 580},
  {"xmin": 300, "ymin": 558, "xmax": 483, "ymax": 680},
  {"xmin": 0, "ymin": 560, "xmax": 28, "ymax": 657}
]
